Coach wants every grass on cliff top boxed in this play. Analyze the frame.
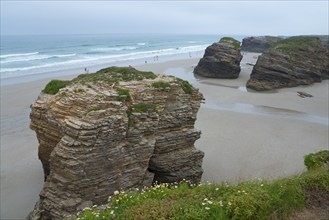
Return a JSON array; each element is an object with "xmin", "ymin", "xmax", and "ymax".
[
  {"xmin": 75, "ymin": 150, "xmax": 329, "ymax": 220},
  {"xmin": 42, "ymin": 66, "xmax": 157, "ymax": 94},
  {"xmin": 269, "ymin": 37, "xmax": 321, "ymax": 54},
  {"xmin": 42, "ymin": 79, "xmax": 70, "ymax": 94},
  {"xmin": 220, "ymin": 37, "xmax": 241, "ymax": 49}
]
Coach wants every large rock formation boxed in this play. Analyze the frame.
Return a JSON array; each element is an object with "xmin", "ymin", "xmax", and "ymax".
[
  {"xmin": 194, "ymin": 37, "xmax": 243, "ymax": 78},
  {"xmin": 247, "ymin": 37, "xmax": 329, "ymax": 91},
  {"xmin": 28, "ymin": 67, "xmax": 204, "ymax": 220},
  {"xmin": 241, "ymin": 36, "xmax": 282, "ymax": 53}
]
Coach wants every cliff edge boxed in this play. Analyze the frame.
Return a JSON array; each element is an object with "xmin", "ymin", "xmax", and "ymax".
[{"xmin": 28, "ymin": 67, "xmax": 204, "ymax": 220}]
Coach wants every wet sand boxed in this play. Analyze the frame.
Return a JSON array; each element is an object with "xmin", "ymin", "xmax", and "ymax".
[{"xmin": 1, "ymin": 53, "xmax": 328, "ymax": 219}]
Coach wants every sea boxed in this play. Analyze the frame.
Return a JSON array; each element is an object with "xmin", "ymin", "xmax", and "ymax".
[{"xmin": 0, "ymin": 33, "xmax": 245, "ymax": 85}]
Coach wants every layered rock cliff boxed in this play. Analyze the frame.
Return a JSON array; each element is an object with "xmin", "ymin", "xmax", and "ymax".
[
  {"xmin": 247, "ymin": 37, "xmax": 329, "ymax": 91},
  {"xmin": 241, "ymin": 36, "xmax": 282, "ymax": 53},
  {"xmin": 28, "ymin": 67, "xmax": 204, "ymax": 220},
  {"xmin": 194, "ymin": 37, "xmax": 243, "ymax": 78}
]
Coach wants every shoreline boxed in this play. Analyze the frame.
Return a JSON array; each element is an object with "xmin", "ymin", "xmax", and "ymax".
[
  {"xmin": 0, "ymin": 50, "xmax": 205, "ymax": 86},
  {"xmin": 1, "ymin": 53, "xmax": 328, "ymax": 219}
]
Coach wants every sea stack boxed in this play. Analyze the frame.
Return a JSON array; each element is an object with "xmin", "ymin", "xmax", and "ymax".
[
  {"xmin": 28, "ymin": 67, "xmax": 204, "ymax": 220},
  {"xmin": 194, "ymin": 37, "xmax": 243, "ymax": 79},
  {"xmin": 241, "ymin": 36, "xmax": 282, "ymax": 53},
  {"xmin": 247, "ymin": 37, "xmax": 329, "ymax": 91}
]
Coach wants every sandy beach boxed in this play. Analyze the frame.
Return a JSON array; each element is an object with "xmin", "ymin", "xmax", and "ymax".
[{"xmin": 1, "ymin": 53, "xmax": 328, "ymax": 219}]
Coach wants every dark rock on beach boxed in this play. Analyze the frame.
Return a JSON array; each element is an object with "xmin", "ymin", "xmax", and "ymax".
[
  {"xmin": 247, "ymin": 37, "xmax": 329, "ymax": 91},
  {"xmin": 28, "ymin": 67, "xmax": 204, "ymax": 220},
  {"xmin": 241, "ymin": 36, "xmax": 282, "ymax": 53},
  {"xmin": 194, "ymin": 37, "xmax": 243, "ymax": 79}
]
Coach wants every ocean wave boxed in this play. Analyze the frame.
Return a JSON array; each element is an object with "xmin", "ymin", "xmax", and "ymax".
[
  {"xmin": 137, "ymin": 42, "xmax": 147, "ymax": 46},
  {"xmin": 52, "ymin": 53, "xmax": 77, "ymax": 58},
  {"xmin": 0, "ymin": 52, "xmax": 39, "ymax": 59},
  {"xmin": 1, "ymin": 44, "xmax": 208, "ymax": 78},
  {"xmin": 91, "ymin": 46, "xmax": 138, "ymax": 52},
  {"xmin": 0, "ymin": 53, "xmax": 77, "ymax": 64}
]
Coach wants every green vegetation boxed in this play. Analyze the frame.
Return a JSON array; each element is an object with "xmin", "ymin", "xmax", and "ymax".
[
  {"xmin": 73, "ymin": 67, "xmax": 156, "ymax": 85},
  {"xmin": 304, "ymin": 150, "xmax": 329, "ymax": 170},
  {"xmin": 42, "ymin": 80, "xmax": 70, "ymax": 94},
  {"xmin": 221, "ymin": 37, "xmax": 241, "ymax": 49},
  {"xmin": 116, "ymin": 88, "xmax": 131, "ymax": 102},
  {"xmin": 176, "ymin": 78, "xmax": 193, "ymax": 94},
  {"xmin": 130, "ymin": 103, "xmax": 157, "ymax": 114},
  {"xmin": 75, "ymin": 151, "xmax": 329, "ymax": 220},
  {"xmin": 127, "ymin": 103, "xmax": 158, "ymax": 128},
  {"xmin": 151, "ymin": 81, "xmax": 171, "ymax": 89},
  {"xmin": 42, "ymin": 67, "xmax": 157, "ymax": 95},
  {"xmin": 269, "ymin": 37, "xmax": 320, "ymax": 54}
]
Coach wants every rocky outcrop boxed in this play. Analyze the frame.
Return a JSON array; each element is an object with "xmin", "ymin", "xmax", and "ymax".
[
  {"xmin": 247, "ymin": 37, "xmax": 329, "ymax": 91},
  {"xmin": 28, "ymin": 67, "xmax": 204, "ymax": 220},
  {"xmin": 194, "ymin": 37, "xmax": 243, "ymax": 79},
  {"xmin": 241, "ymin": 36, "xmax": 282, "ymax": 53}
]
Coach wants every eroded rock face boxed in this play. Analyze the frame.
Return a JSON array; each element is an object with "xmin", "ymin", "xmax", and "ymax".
[
  {"xmin": 247, "ymin": 37, "xmax": 329, "ymax": 91},
  {"xmin": 194, "ymin": 37, "xmax": 243, "ymax": 79},
  {"xmin": 241, "ymin": 36, "xmax": 282, "ymax": 53},
  {"xmin": 28, "ymin": 67, "xmax": 204, "ymax": 220}
]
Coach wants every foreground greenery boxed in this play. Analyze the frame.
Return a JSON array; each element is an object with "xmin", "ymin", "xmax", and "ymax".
[{"xmin": 75, "ymin": 150, "xmax": 329, "ymax": 220}]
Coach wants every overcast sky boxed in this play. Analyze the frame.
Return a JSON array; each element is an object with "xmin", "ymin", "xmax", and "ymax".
[{"xmin": 1, "ymin": 1, "xmax": 328, "ymax": 36}]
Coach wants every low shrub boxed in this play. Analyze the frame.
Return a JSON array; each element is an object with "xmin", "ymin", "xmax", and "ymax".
[
  {"xmin": 42, "ymin": 80, "xmax": 70, "ymax": 94},
  {"xmin": 304, "ymin": 150, "xmax": 329, "ymax": 170}
]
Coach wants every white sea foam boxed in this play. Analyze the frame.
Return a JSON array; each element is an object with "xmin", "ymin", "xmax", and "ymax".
[
  {"xmin": 0, "ymin": 44, "xmax": 208, "ymax": 79},
  {"xmin": 91, "ymin": 46, "xmax": 138, "ymax": 52},
  {"xmin": 0, "ymin": 53, "xmax": 77, "ymax": 64},
  {"xmin": 0, "ymin": 52, "xmax": 40, "ymax": 59}
]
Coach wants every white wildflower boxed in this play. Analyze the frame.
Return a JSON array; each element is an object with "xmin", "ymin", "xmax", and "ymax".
[
  {"xmin": 207, "ymin": 200, "xmax": 213, "ymax": 204},
  {"xmin": 114, "ymin": 190, "xmax": 120, "ymax": 195},
  {"xmin": 205, "ymin": 207, "xmax": 210, "ymax": 210},
  {"xmin": 215, "ymin": 188, "xmax": 219, "ymax": 191},
  {"xmin": 202, "ymin": 202, "xmax": 206, "ymax": 206}
]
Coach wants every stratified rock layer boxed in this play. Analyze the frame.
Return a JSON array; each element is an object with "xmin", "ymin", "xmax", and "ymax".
[
  {"xmin": 241, "ymin": 36, "xmax": 282, "ymax": 53},
  {"xmin": 247, "ymin": 37, "xmax": 329, "ymax": 91},
  {"xmin": 194, "ymin": 37, "xmax": 243, "ymax": 78},
  {"xmin": 28, "ymin": 67, "xmax": 204, "ymax": 220}
]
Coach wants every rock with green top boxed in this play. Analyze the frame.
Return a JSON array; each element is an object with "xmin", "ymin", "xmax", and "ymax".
[
  {"xmin": 247, "ymin": 37, "xmax": 329, "ymax": 91},
  {"xmin": 28, "ymin": 66, "xmax": 204, "ymax": 220},
  {"xmin": 194, "ymin": 37, "xmax": 243, "ymax": 79}
]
